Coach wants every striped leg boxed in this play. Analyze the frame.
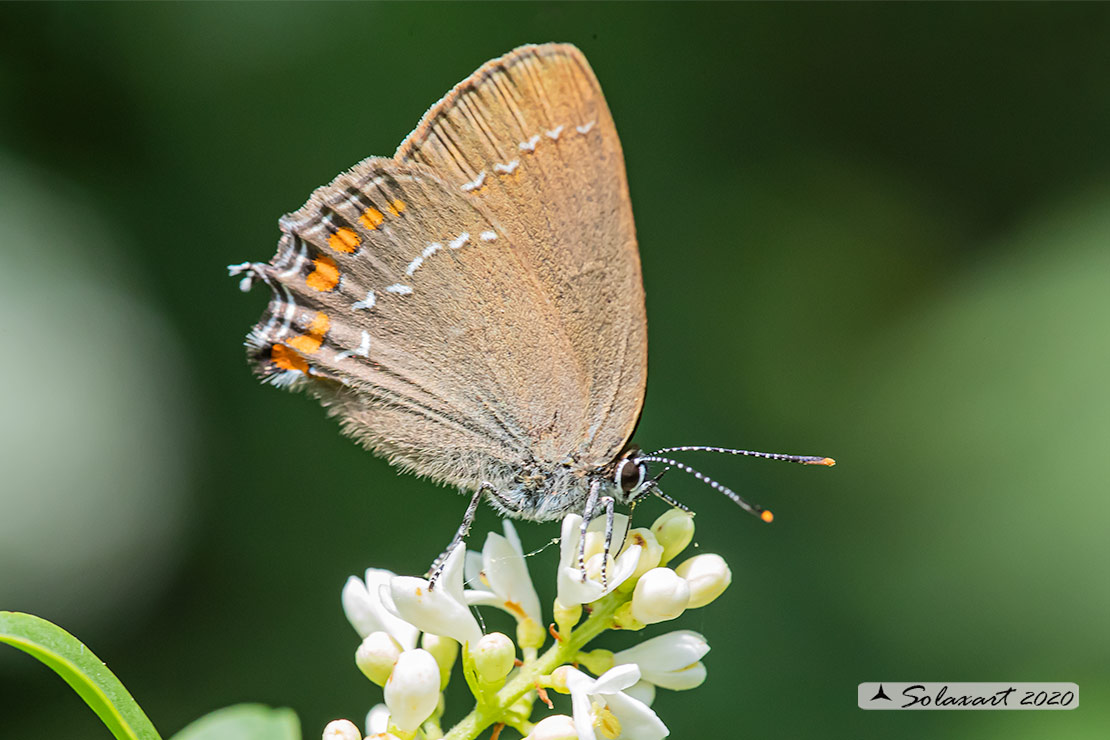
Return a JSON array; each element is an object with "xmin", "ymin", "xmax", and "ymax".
[
  {"xmin": 599, "ymin": 495, "xmax": 615, "ymax": 590},
  {"xmin": 427, "ymin": 484, "xmax": 488, "ymax": 590},
  {"xmin": 577, "ymin": 479, "xmax": 602, "ymax": 582}
]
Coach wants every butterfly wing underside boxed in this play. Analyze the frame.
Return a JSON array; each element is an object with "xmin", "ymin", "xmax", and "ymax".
[
  {"xmin": 241, "ymin": 44, "xmax": 646, "ymax": 494},
  {"xmin": 397, "ymin": 43, "xmax": 647, "ymax": 471}
]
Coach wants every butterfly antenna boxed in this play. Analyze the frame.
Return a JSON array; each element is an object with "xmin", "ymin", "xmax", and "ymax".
[
  {"xmin": 650, "ymin": 445, "xmax": 836, "ymax": 467},
  {"xmin": 637, "ymin": 455, "xmax": 775, "ymax": 523}
]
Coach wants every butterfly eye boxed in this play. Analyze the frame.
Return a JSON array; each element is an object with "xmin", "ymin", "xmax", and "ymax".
[{"xmin": 616, "ymin": 458, "xmax": 646, "ymax": 493}]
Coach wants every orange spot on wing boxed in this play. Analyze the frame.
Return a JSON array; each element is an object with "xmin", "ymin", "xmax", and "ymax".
[
  {"xmin": 386, "ymin": 199, "xmax": 406, "ymax": 216},
  {"xmin": 328, "ymin": 227, "xmax": 360, "ymax": 254},
  {"xmin": 286, "ymin": 312, "xmax": 331, "ymax": 355},
  {"xmin": 271, "ymin": 343, "xmax": 310, "ymax": 373},
  {"xmin": 305, "ymin": 255, "xmax": 340, "ymax": 292},
  {"xmin": 286, "ymin": 335, "xmax": 320, "ymax": 354},
  {"xmin": 306, "ymin": 312, "xmax": 330, "ymax": 335},
  {"xmin": 360, "ymin": 207, "xmax": 385, "ymax": 230}
]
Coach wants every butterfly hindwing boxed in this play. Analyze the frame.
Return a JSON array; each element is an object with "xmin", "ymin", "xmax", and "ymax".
[{"xmin": 244, "ymin": 158, "xmax": 593, "ymax": 490}]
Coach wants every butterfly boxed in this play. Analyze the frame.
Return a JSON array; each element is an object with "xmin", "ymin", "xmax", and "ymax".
[{"xmin": 231, "ymin": 43, "xmax": 833, "ymax": 584}]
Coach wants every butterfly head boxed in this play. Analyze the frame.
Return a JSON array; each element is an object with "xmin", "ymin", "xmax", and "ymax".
[{"xmin": 611, "ymin": 446, "xmax": 651, "ymax": 505}]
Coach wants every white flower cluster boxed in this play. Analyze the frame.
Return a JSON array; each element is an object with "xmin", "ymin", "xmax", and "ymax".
[{"xmin": 327, "ymin": 509, "xmax": 731, "ymax": 740}]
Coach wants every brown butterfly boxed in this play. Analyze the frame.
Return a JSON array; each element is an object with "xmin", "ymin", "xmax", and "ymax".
[{"xmin": 231, "ymin": 44, "xmax": 832, "ymax": 584}]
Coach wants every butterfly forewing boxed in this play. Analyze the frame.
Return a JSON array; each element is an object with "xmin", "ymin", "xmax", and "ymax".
[
  {"xmin": 242, "ymin": 44, "xmax": 646, "ymax": 506},
  {"xmin": 397, "ymin": 44, "xmax": 647, "ymax": 473}
]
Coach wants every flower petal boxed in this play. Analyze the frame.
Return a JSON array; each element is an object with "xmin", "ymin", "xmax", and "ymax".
[
  {"xmin": 502, "ymin": 519, "xmax": 525, "ymax": 557},
  {"xmin": 463, "ymin": 590, "xmax": 501, "ymax": 608},
  {"xmin": 440, "ymin": 543, "xmax": 469, "ymax": 605},
  {"xmin": 556, "ymin": 514, "xmax": 642, "ymax": 605},
  {"xmin": 342, "ymin": 576, "xmax": 379, "ymax": 637},
  {"xmin": 605, "ymin": 690, "xmax": 669, "ymax": 740},
  {"xmin": 589, "ymin": 664, "xmax": 641, "ymax": 695},
  {"xmin": 566, "ymin": 666, "xmax": 664, "ymax": 740},
  {"xmin": 608, "ymin": 544, "xmax": 642, "ymax": 591},
  {"xmin": 623, "ymin": 680, "xmax": 656, "ymax": 708},
  {"xmin": 569, "ymin": 676, "xmax": 598, "ymax": 740},
  {"xmin": 584, "ymin": 513, "xmax": 631, "ymax": 555},
  {"xmin": 614, "ymin": 630, "xmax": 709, "ymax": 674},
  {"xmin": 464, "ymin": 549, "xmax": 485, "ymax": 587},
  {"xmin": 342, "ymin": 569, "xmax": 419, "ymax": 650},
  {"xmin": 383, "ymin": 546, "xmax": 482, "ymax": 647},
  {"xmin": 557, "ymin": 565, "xmax": 606, "ymax": 606},
  {"xmin": 559, "ymin": 514, "xmax": 584, "ymax": 570},
  {"xmin": 483, "ymin": 531, "xmax": 543, "ymax": 623},
  {"xmin": 647, "ymin": 661, "xmax": 706, "ymax": 691}
]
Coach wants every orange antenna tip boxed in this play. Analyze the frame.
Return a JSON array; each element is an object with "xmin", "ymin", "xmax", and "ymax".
[
  {"xmin": 807, "ymin": 457, "xmax": 836, "ymax": 467},
  {"xmin": 760, "ymin": 509, "xmax": 774, "ymax": 523}
]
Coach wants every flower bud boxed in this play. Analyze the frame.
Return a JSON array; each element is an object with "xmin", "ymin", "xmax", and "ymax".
[
  {"xmin": 473, "ymin": 631, "xmax": 515, "ymax": 683},
  {"xmin": 674, "ymin": 553, "xmax": 732, "ymax": 608},
  {"xmin": 365, "ymin": 704, "xmax": 390, "ymax": 735},
  {"xmin": 356, "ymin": 631, "xmax": 402, "ymax": 686},
  {"xmin": 525, "ymin": 714, "xmax": 578, "ymax": 740},
  {"xmin": 651, "ymin": 509, "xmax": 694, "ymax": 564},
  {"xmin": 620, "ymin": 528, "xmax": 664, "ymax": 588},
  {"xmin": 517, "ymin": 616, "xmax": 546, "ymax": 650},
  {"xmin": 384, "ymin": 648, "xmax": 440, "ymax": 732},
  {"xmin": 630, "ymin": 567, "xmax": 690, "ymax": 624},
  {"xmin": 421, "ymin": 633, "xmax": 458, "ymax": 689},
  {"xmin": 322, "ymin": 719, "xmax": 362, "ymax": 740}
]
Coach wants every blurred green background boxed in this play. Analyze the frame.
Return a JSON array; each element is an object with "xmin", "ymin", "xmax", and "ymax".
[{"xmin": 2, "ymin": 2, "xmax": 1108, "ymax": 737}]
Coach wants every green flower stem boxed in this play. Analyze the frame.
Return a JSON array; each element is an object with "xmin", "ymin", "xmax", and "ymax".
[{"xmin": 443, "ymin": 593, "xmax": 625, "ymax": 740}]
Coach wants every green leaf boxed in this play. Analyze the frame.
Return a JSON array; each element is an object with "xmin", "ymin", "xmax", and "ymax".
[
  {"xmin": 0, "ymin": 611, "xmax": 162, "ymax": 740},
  {"xmin": 169, "ymin": 704, "xmax": 301, "ymax": 740}
]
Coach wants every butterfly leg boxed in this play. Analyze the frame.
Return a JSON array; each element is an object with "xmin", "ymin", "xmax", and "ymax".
[
  {"xmin": 427, "ymin": 483, "xmax": 490, "ymax": 590},
  {"xmin": 599, "ymin": 495, "xmax": 616, "ymax": 590},
  {"xmin": 577, "ymin": 479, "xmax": 602, "ymax": 582}
]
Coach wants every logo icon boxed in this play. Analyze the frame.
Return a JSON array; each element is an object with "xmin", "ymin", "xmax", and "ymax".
[{"xmin": 870, "ymin": 684, "xmax": 892, "ymax": 702}]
